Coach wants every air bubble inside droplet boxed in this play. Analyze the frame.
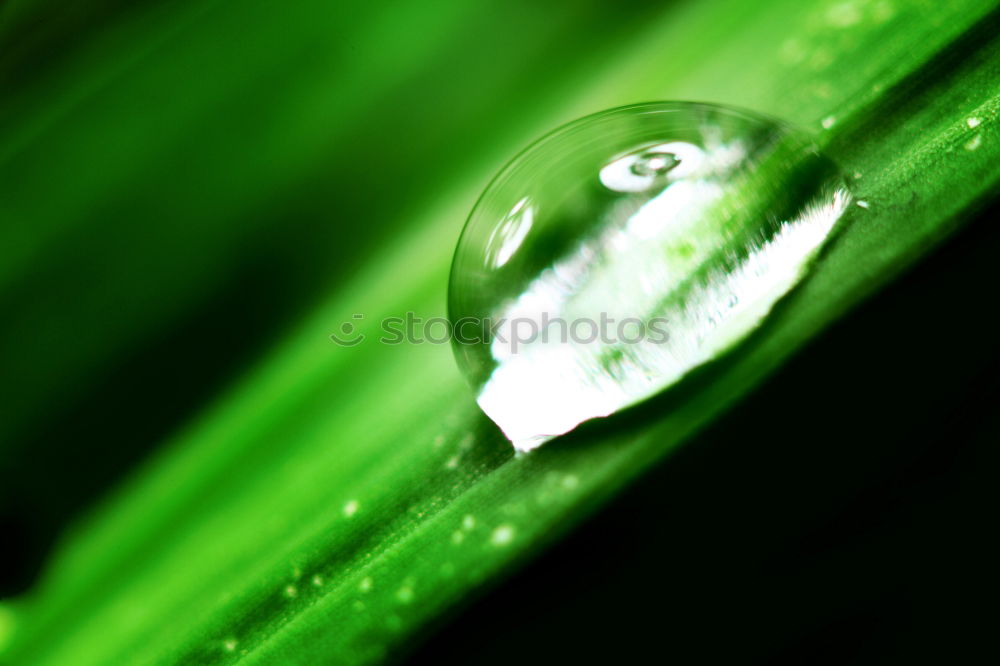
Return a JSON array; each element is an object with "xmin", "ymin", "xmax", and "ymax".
[
  {"xmin": 449, "ymin": 102, "xmax": 850, "ymax": 452},
  {"xmin": 630, "ymin": 148, "xmax": 680, "ymax": 177}
]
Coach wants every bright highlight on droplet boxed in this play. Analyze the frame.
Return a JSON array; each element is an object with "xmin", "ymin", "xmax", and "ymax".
[{"xmin": 449, "ymin": 102, "xmax": 850, "ymax": 451}]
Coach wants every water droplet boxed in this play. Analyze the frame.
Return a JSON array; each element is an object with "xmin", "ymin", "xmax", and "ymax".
[
  {"xmin": 449, "ymin": 102, "xmax": 850, "ymax": 451},
  {"xmin": 343, "ymin": 500, "xmax": 359, "ymax": 517},
  {"xmin": 626, "ymin": 146, "xmax": 681, "ymax": 179},
  {"xmin": 0, "ymin": 604, "xmax": 16, "ymax": 654},
  {"xmin": 396, "ymin": 583, "xmax": 415, "ymax": 604},
  {"xmin": 490, "ymin": 524, "xmax": 516, "ymax": 546},
  {"xmin": 826, "ymin": 2, "xmax": 862, "ymax": 28}
]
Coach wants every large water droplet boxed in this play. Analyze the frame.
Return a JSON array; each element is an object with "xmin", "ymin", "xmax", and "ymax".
[{"xmin": 449, "ymin": 102, "xmax": 850, "ymax": 452}]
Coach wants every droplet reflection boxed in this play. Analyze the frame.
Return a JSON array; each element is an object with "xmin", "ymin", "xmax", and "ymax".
[{"xmin": 449, "ymin": 102, "xmax": 850, "ymax": 451}]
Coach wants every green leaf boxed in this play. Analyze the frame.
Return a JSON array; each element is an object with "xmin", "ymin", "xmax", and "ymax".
[{"xmin": 3, "ymin": 0, "xmax": 999, "ymax": 664}]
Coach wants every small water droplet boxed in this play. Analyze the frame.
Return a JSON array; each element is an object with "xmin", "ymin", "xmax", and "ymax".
[
  {"xmin": 223, "ymin": 638, "xmax": 238, "ymax": 653},
  {"xmin": 826, "ymin": 2, "xmax": 862, "ymax": 27},
  {"xmin": 967, "ymin": 117, "xmax": 982, "ymax": 129},
  {"xmin": 490, "ymin": 524, "xmax": 516, "ymax": 546},
  {"xmin": 449, "ymin": 102, "xmax": 849, "ymax": 451},
  {"xmin": 358, "ymin": 576, "xmax": 373, "ymax": 592},
  {"xmin": 396, "ymin": 584, "xmax": 415, "ymax": 603},
  {"xmin": 284, "ymin": 585, "xmax": 298, "ymax": 598},
  {"xmin": 0, "ymin": 604, "xmax": 16, "ymax": 654},
  {"xmin": 343, "ymin": 500, "xmax": 359, "ymax": 517}
]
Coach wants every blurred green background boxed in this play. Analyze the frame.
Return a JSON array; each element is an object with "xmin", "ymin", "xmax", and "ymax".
[
  {"xmin": 1, "ymin": 0, "xmax": 998, "ymax": 663},
  {"xmin": 0, "ymin": 0, "xmax": 673, "ymax": 590}
]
